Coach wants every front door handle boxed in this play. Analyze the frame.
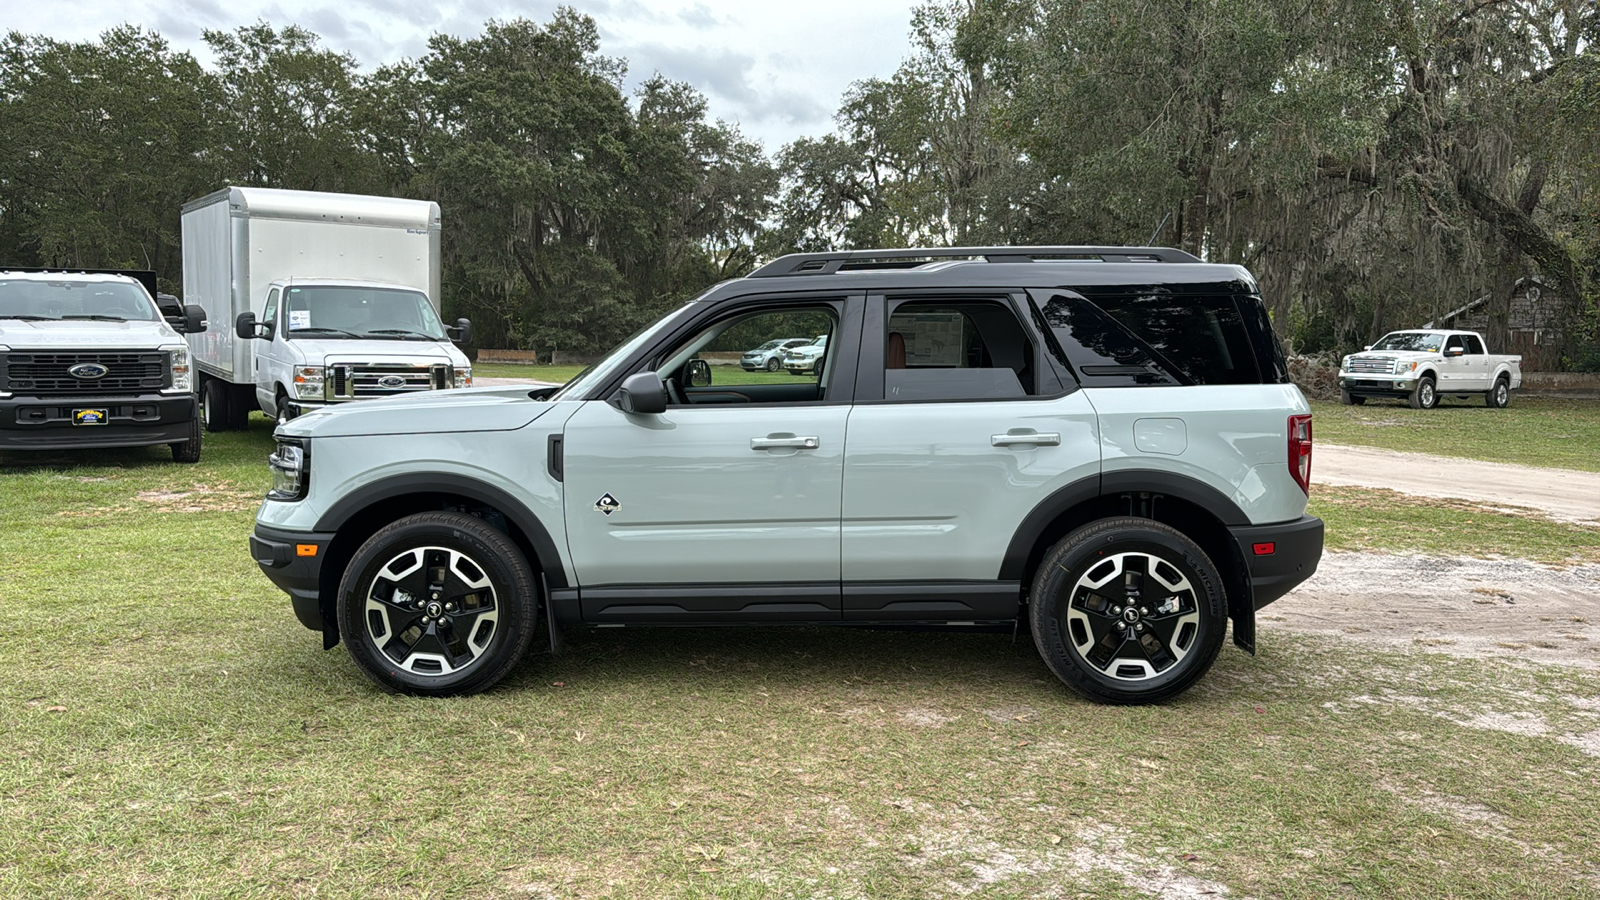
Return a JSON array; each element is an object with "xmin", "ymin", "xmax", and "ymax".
[
  {"xmin": 752, "ymin": 435, "xmax": 820, "ymax": 451},
  {"xmin": 992, "ymin": 431, "xmax": 1061, "ymax": 447}
]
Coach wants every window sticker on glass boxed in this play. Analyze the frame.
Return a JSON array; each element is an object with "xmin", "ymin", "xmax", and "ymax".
[
  {"xmin": 289, "ymin": 309, "xmax": 312, "ymax": 330},
  {"xmin": 889, "ymin": 310, "xmax": 965, "ymax": 366}
]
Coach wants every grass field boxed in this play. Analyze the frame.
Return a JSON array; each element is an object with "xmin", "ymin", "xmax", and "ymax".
[
  {"xmin": 1311, "ymin": 396, "xmax": 1600, "ymax": 472},
  {"xmin": 4, "ymin": 417, "xmax": 1600, "ymax": 897}
]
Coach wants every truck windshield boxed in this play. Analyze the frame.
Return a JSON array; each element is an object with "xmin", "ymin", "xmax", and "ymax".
[
  {"xmin": 0, "ymin": 280, "xmax": 158, "ymax": 321},
  {"xmin": 283, "ymin": 286, "xmax": 445, "ymax": 339},
  {"xmin": 1371, "ymin": 332, "xmax": 1443, "ymax": 352}
]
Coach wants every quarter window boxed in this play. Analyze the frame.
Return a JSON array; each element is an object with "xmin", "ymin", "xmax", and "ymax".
[{"xmin": 1032, "ymin": 290, "xmax": 1261, "ymax": 386}]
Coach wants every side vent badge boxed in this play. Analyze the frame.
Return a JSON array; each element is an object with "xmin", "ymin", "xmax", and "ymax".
[{"xmin": 594, "ymin": 493, "xmax": 621, "ymax": 516}]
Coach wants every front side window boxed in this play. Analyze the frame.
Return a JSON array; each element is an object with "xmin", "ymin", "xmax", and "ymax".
[
  {"xmin": 660, "ymin": 307, "xmax": 838, "ymax": 402},
  {"xmin": 262, "ymin": 288, "xmax": 280, "ymax": 332},
  {"xmin": 282, "ymin": 286, "xmax": 445, "ymax": 340},
  {"xmin": 0, "ymin": 279, "xmax": 159, "ymax": 321}
]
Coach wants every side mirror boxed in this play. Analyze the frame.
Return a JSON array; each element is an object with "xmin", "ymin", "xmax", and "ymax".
[
  {"xmin": 182, "ymin": 304, "xmax": 207, "ymax": 335},
  {"xmin": 686, "ymin": 358, "xmax": 711, "ymax": 387},
  {"xmin": 448, "ymin": 317, "xmax": 473, "ymax": 344},
  {"xmin": 615, "ymin": 371, "xmax": 667, "ymax": 415},
  {"xmin": 1444, "ymin": 347, "xmax": 1464, "ymax": 357},
  {"xmin": 1363, "ymin": 345, "xmax": 1373, "ymax": 351},
  {"xmin": 235, "ymin": 312, "xmax": 258, "ymax": 340}
]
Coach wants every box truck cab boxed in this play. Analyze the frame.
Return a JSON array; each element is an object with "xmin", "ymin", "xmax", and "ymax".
[{"xmin": 182, "ymin": 188, "xmax": 471, "ymax": 429}]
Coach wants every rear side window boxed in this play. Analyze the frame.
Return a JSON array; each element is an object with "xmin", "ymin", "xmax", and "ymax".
[{"xmin": 1031, "ymin": 290, "xmax": 1262, "ymax": 386}]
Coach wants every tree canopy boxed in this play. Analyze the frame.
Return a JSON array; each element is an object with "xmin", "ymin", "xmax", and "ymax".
[{"xmin": 1, "ymin": 4, "xmax": 1595, "ymax": 365}]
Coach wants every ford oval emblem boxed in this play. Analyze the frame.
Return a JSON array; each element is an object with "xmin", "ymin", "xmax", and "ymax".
[
  {"xmin": 378, "ymin": 375, "xmax": 407, "ymax": 389},
  {"xmin": 69, "ymin": 363, "xmax": 109, "ymax": 380}
]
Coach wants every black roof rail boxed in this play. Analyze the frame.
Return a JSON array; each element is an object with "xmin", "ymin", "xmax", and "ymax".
[
  {"xmin": 747, "ymin": 246, "xmax": 1202, "ymax": 278},
  {"xmin": 0, "ymin": 265, "xmax": 159, "ymax": 299}
]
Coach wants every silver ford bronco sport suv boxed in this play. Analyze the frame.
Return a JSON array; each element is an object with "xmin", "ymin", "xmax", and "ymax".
[{"xmin": 249, "ymin": 246, "xmax": 1323, "ymax": 704}]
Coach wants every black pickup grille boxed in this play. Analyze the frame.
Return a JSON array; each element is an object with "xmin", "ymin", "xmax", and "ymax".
[{"xmin": 2, "ymin": 351, "xmax": 167, "ymax": 396}]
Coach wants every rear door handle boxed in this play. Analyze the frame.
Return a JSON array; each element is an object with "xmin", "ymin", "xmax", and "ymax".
[
  {"xmin": 752, "ymin": 435, "xmax": 820, "ymax": 451},
  {"xmin": 991, "ymin": 432, "xmax": 1060, "ymax": 447}
]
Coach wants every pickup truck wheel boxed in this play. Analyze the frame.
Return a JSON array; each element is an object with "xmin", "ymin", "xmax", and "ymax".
[
  {"xmin": 1486, "ymin": 377, "xmax": 1511, "ymax": 408},
  {"xmin": 1339, "ymin": 389, "xmax": 1364, "ymax": 406},
  {"xmin": 1029, "ymin": 517, "xmax": 1226, "ymax": 704},
  {"xmin": 338, "ymin": 512, "xmax": 538, "ymax": 696},
  {"xmin": 1409, "ymin": 376, "xmax": 1437, "ymax": 409},
  {"xmin": 169, "ymin": 416, "xmax": 202, "ymax": 463},
  {"xmin": 202, "ymin": 378, "xmax": 231, "ymax": 432}
]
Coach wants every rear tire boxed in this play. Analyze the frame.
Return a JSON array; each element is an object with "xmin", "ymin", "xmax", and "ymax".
[
  {"xmin": 1029, "ymin": 517, "xmax": 1226, "ymax": 704},
  {"xmin": 202, "ymin": 378, "xmax": 231, "ymax": 432},
  {"xmin": 337, "ymin": 512, "xmax": 539, "ymax": 696},
  {"xmin": 170, "ymin": 416, "xmax": 202, "ymax": 463},
  {"xmin": 1486, "ymin": 377, "xmax": 1511, "ymax": 408}
]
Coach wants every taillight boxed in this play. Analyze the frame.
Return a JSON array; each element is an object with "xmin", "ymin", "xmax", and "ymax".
[{"xmin": 1288, "ymin": 414, "xmax": 1313, "ymax": 494}]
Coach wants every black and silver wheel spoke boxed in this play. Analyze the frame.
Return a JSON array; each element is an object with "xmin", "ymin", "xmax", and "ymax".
[
  {"xmin": 1062, "ymin": 551, "xmax": 1200, "ymax": 683},
  {"xmin": 364, "ymin": 546, "xmax": 499, "ymax": 676}
]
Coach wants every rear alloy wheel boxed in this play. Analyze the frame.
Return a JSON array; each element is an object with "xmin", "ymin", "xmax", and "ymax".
[
  {"xmin": 1486, "ymin": 377, "xmax": 1510, "ymax": 409},
  {"xmin": 338, "ymin": 512, "xmax": 538, "ymax": 695},
  {"xmin": 1409, "ymin": 376, "xmax": 1437, "ymax": 409},
  {"xmin": 1030, "ymin": 517, "xmax": 1226, "ymax": 704}
]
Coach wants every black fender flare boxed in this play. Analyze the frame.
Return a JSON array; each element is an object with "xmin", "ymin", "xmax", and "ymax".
[{"xmin": 314, "ymin": 472, "xmax": 568, "ymax": 589}]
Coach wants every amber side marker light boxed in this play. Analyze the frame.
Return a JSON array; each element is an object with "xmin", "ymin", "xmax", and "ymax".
[{"xmin": 296, "ymin": 544, "xmax": 319, "ymax": 557}]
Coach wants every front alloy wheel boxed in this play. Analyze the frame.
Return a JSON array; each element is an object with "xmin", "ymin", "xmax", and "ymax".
[
  {"xmin": 1030, "ymin": 517, "xmax": 1226, "ymax": 704},
  {"xmin": 766, "ymin": 356, "xmax": 782, "ymax": 372},
  {"xmin": 338, "ymin": 512, "xmax": 538, "ymax": 695}
]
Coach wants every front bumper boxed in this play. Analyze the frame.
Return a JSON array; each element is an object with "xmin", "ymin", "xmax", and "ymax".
[
  {"xmin": 784, "ymin": 360, "xmax": 819, "ymax": 373},
  {"xmin": 1339, "ymin": 375, "xmax": 1416, "ymax": 397},
  {"xmin": 1228, "ymin": 514, "xmax": 1323, "ymax": 609},
  {"xmin": 0, "ymin": 392, "xmax": 196, "ymax": 450},
  {"xmin": 251, "ymin": 523, "xmax": 336, "ymax": 631}
]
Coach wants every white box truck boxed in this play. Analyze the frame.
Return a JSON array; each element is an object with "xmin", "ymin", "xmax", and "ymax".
[{"xmin": 181, "ymin": 187, "xmax": 472, "ymax": 430}]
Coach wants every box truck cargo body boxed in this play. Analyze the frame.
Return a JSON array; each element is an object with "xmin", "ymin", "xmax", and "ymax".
[{"xmin": 182, "ymin": 187, "xmax": 471, "ymax": 430}]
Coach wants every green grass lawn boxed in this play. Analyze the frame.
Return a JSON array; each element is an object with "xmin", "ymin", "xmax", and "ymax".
[
  {"xmin": 1311, "ymin": 396, "xmax": 1600, "ymax": 472},
  {"xmin": 4, "ymin": 421, "xmax": 1600, "ymax": 897}
]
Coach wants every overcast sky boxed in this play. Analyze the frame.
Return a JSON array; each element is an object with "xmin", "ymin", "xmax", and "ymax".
[{"xmin": 8, "ymin": 0, "xmax": 920, "ymax": 152}]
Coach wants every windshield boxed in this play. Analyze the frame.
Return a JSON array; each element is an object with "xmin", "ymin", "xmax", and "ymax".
[
  {"xmin": 1371, "ymin": 332, "xmax": 1443, "ymax": 353},
  {"xmin": 0, "ymin": 279, "xmax": 159, "ymax": 321},
  {"xmin": 282, "ymin": 286, "xmax": 445, "ymax": 339},
  {"xmin": 549, "ymin": 300, "xmax": 700, "ymax": 402}
]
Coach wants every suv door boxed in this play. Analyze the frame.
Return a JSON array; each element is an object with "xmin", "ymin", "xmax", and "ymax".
[
  {"xmin": 561, "ymin": 293, "xmax": 864, "ymax": 623},
  {"xmin": 838, "ymin": 292, "xmax": 1099, "ymax": 621}
]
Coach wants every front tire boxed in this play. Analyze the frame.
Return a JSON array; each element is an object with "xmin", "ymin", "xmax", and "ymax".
[
  {"xmin": 338, "ymin": 512, "xmax": 539, "ymax": 695},
  {"xmin": 766, "ymin": 357, "xmax": 782, "ymax": 372},
  {"xmin": 1339, "ymin": 389, "xmax": 1365, "ymax": 406},
  {"xmin": 1409, "ymin": 376, "xmax": 1437, "ymax": 409},
  {"xmin": 170, "ymin": 416, "xmax": 202, "ymax": 463},
  {"xmin": 1486, "ymin": 377, "xmax": 1510, "ymax": 408},
  {"xmin": 1029, "ymin": 517, "xmax": 1226, "ymax": 704}
]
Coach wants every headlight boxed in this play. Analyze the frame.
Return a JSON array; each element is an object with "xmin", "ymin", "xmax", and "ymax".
[
  {"xmin": 266, "ymin": 439, "xmax": 309, "ymax": 501},
  {"xmin": 1340, "ymin": 356, "xmax": 1350, "ymax": 372},
  {"xmin": 163, "ymin": 344, "xmax": 193, "ymax": 392},
  {"xmin": 293, "ymin": 366, "xmax": 325, "ymax": 399},
  {"xmin": 454, "ymin": 366, "xmax": 472, "ymax": 389}
]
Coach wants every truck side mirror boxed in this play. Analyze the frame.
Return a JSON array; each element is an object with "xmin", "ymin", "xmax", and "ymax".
[
  {"xmin": 182, "ymin": 304, "xmax": 207, "ymax": 335},
  {"xmin": 614, "ymin": 371, "xmax": 667, "ymax": 415},
  {"xmin": 1444, "ymin": 347, "xmax": 1464, "ymax": 357},
  {"xmin": 686, "ymin": 358, "xmax": 711, "ymax": 387},
  {"xmin": 448, "ymin": 317, "xmax": 473, "ymax": 344},
  {"xmin": 235, "ymin": 312, "xmax": 270, "ymax": 340}
]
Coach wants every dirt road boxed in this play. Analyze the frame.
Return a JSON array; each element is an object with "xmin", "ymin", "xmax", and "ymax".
[
  {"xmin": 1270, "ymin": 443, "xmax": 1600, "ymax": 665},
  {"xmin": 1315, "ymin": 443, "xmax": 1600, "ymax": 526}
]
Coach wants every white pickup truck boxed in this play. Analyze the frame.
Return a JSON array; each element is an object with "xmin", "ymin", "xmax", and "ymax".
[{"xmin": 1339, "ymin": 329, "xmax": 1522, "ymax": 409}]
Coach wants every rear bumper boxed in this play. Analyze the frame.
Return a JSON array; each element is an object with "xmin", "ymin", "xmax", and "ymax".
[
  {"xmin": 0, "ymin": 393, "xmax": 196, "ymax": 450},
  {"xmin": 251, "ymin": 523, "xmax": 336, "ymax": 631},
  {"xmin": 1229, "ymin": 515, "xmax": 1323, "ymax": 609}
]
